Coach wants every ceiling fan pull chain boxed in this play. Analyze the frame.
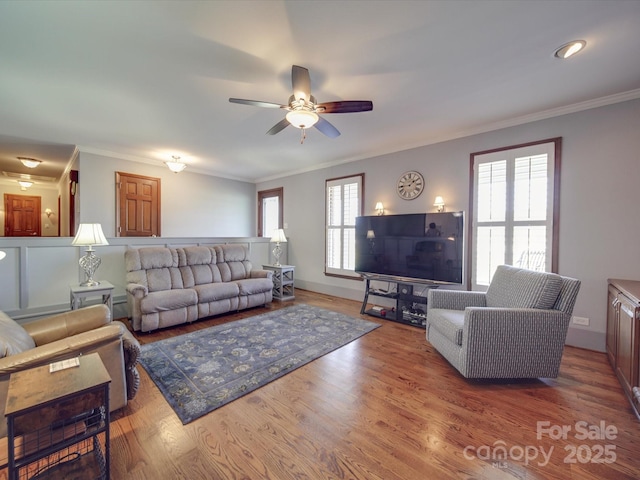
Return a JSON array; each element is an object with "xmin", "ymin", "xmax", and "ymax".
[{"xmin": 300, "ymin": 128, "xmax": 306, "ymax": 144}]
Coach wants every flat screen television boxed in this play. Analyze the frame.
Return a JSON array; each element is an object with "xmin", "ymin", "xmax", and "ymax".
[{"xmin": 355, "ymin": 212, "xmax": 464, "ymax": 285}]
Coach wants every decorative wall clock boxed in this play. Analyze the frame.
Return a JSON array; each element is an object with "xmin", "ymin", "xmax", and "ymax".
[{"xmin": 396, "ymin": 171, "xmax": 424, "ymax": 200}]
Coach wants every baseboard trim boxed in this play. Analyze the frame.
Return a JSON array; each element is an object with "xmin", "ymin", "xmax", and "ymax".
[{"xmin": 565, "ymin": 326, "xmax": 606, "ymax": 353}]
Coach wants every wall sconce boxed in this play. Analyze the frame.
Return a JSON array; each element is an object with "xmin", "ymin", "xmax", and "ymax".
[
  {"xmin": 434, "ymin": 196, "xmax": 445, "ymax": 212},
  {"xmin": 0, "ymin": 251, "xmax": 6, "ymax": 261},
  {"xmin": 45, "ymin": 208, "xmax": 53, "ymax": 217},
  {"xmin": 270, "ymin": 228, "xmax": 288, "ymax": 266},
  {"xmin": 366, "ymin": 229, "xmax": 376, "ymax": 253},
  {"xmin": 165, "ymin": 155, "xmax": 187, "ymax": 173},
  {"xmin": 375, "ymin": 202, "xmax": 384, "ymax": 216}
]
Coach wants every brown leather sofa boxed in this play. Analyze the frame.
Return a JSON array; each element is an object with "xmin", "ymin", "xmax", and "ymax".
[{"xmin": 0, "ymin": 304, "xmax": 140, "ymax": 439}]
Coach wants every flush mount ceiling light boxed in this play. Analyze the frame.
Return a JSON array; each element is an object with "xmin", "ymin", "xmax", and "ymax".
[
  {"xmin": 18, "ymin": 180, "xmax": 33, "ymax": 190},
  {"xmin": 165, "ymin": 155, "xmax": 187, "ymax": 173},
  {"xmin": 285, "ymin": 108, "xmax": 319, "ymax": 130},
  {"xmin": 18, "ymin": 157, "xmax": 42, "ymax": 168},
  {"xmin": 554, "ymin": 40, "xmax": 586, "ymax": 59}
]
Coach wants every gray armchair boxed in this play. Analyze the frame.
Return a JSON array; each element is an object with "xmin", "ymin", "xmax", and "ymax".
[{"xmin": 426, "ymin": 265, "xmax": 581, "ymax": 379}]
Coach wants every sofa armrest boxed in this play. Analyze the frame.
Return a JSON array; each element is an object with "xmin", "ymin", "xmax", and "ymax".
[
  {"xmin": 428, "ymin": 289, "xmax": 487, "ymax": 310},
  {"xmin": 461, "ymin": 308, "xmax": 571, "ymax": 378},
  {"xmin": 23, "ymin": 305, "xmax": 111, "ymax": 347},
  {"xmin": 115, "ymin": 321, "xmax": 141, "ymax": 400},
  {"xmin": 463, "ymin": 308, "xmax": 570, "ymax": 352},
  {"xmin": 0, "ymin": 323, "xmax": 124, "ymax": 376},
  {"xmin": 126, "ymin": 283, "xmax": 149, "ymax": 298},
  {"xmin": 251, "ymin": 270, "xmax": 273, "ymax": 280}
]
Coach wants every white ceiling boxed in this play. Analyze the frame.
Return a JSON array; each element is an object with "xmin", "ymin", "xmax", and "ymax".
[{"xmin": 1, "ymin": 0, "xmax": 639, "ymax": 184}]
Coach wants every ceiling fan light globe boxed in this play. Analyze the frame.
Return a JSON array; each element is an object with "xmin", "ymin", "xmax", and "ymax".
[{"xmin": 286, "ymin": 110, "xmax": 319, "ymax": 129}]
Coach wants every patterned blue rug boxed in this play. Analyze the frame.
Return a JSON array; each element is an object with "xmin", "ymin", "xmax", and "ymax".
[{"xmin": 139, "ymin": 304, "xmax": 380, "ymax": 424}]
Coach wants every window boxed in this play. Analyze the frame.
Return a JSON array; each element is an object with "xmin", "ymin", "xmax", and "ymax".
[
  {"xmin": 469, "ymin": 138, "xmax": 561, "ymax": 289},
  {"xmin": 325, "ymin": 174, "xmax": 363, "ymax": 278},
  {"xmin": 258, "ymin": 187, "xmax": 283, "ymax": 237}
]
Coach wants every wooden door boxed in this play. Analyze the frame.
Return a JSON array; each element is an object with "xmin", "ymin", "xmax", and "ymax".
[
  {"xmin": 116, "ymin": 172, "xmax": 161, "ymax": 237},
  {"xmin": 4, "ymin": 194, "xmax": 41, "ymax": 236}
]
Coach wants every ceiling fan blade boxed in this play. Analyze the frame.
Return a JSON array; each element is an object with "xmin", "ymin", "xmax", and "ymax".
[
  {"xmin": 314, "ymin": 117, "xmax": 341, "ymax": 138},
  {"xmin": 317, "ymin": 101, "xmax": 373, "ymax": 113},
  {"xmin": 291, "ymin": 65, "xmax": 311, "ymax": 101},
  {"xmin": 266, "ymin": 118, "xmax": 290, "ymax": 135},
  {"xmin": 229, "ymin": 98, "xmax": 285, "ymax": 109}
]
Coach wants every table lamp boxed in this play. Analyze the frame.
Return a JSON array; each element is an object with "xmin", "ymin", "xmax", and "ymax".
[
  {"xmin": 72, "ymin": 223, "xmax": 109, "ymax": 286},
  {"xmin": 270, "ymin": 229, "xmax": 287, "ymax": 266}
]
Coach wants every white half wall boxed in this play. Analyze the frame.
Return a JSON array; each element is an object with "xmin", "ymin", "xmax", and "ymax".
[{"xmin": 0, "ymin": 236, "xmax": 282, "ymax": 322}]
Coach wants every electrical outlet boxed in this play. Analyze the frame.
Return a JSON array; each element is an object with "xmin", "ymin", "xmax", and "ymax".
[{"xmin": 572, "ymin": 316, "xmax": 589, "ymax": 326}]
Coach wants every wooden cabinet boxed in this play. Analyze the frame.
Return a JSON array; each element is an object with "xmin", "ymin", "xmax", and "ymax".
[
  {"xmin": 5, "ymin": 353, "xmax": 111, "ymax": 479},
  {"xmin": 607, "ymin": 279, "xmax": 640, "ymax": 419}
]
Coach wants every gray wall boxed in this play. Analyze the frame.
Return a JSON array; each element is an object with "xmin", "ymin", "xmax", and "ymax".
[
  {"xmin": 78, "ymin": 152, "xmax": 256, "ymax": 238},
  {"xmin": 257, "ymin": 99, "xmax": 640, "ymax": 352}
]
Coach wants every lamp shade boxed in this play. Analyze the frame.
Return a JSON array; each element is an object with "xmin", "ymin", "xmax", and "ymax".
[
  {"xmin": 270, "ymin": 229, "xmax": 288, "ymax": 243},
  {"xmin": 0, "ymin": 251, "xmax": 6, "ymax": 261},
  {"xmin": 72, "ymin": 223, "xmax": 109, "ymax": 247}
]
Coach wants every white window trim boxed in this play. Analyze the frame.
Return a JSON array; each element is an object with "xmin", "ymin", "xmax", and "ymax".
[
  {"xmin": 325, "ymin": 174, "xmax": 364, "ymax": 278},
  {"xmin": 469, "ymin": 138, "xmax": 561, "ymax": 290}
]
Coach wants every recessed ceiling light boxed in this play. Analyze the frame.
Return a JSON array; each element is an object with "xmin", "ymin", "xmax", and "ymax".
[{"xmin": 554, "ymin": 40, "xmax": 586, "ymax": 59}]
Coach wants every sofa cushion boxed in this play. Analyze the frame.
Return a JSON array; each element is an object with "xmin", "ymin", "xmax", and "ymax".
[
  {"xmin": 146, "ymin": 268, "xmax": 176, "ymax": 292},
  {"xmin": 0, "ymin": 311, "xmax": 36, "ymax": 358},
  {"xmin": 140, "ymin": 289, "xmax": 198, "ymax": 314},
  {"xmin": 194, "ymin": 282, "xmax": 240, "ymax": 303},
  {"xmin": 235, "ymin": 278, "xmax": 274, "ymax": 296},
  {"xmin": 181, "ymin": 246, "xmax": 217, "ymax": 266},
  {"xmin": 427, "ymin": 308, "xmax": 465, "ymax": 346},
  {"xmin": 215, "ymin": 244, "xmax": 248, "ymax": 262},
  {"xmin": 486, "ymin": 265, "xmax": 563, "ymax": 310},
  {"xmin": 126, "ymin": 247, "xmax": 177, "ymax": 271}
]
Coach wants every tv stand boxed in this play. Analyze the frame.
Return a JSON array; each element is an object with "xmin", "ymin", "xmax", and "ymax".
[{"xmin": 360, "ymin": 275, "xmax": 437, "ymax": 328}]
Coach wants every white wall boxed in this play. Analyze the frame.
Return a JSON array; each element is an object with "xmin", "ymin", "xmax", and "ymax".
[
  {"xmin": 0, "ymin": 184, "xmax": 60, "ymax": 237},
  {"xmin": 78, "ymin": 152, "xmax": 256, "ymax": 237},
  {"xmin": 257, "ymin": 99, "xmax": 640, "ymax": 352}
]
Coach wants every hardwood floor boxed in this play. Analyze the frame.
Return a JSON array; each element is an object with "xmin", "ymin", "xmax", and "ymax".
[{"xmin": 6, "ymin": 290, "xmax": 640, "ymax": 479}]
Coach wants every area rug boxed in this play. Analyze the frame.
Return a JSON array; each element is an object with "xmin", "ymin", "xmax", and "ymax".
[{"xmin": 139, "ymin": 304, "xmax": 380, "ymax": 424}]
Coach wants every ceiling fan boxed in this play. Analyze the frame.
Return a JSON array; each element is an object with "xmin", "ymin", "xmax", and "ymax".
[{"xmin": 229, "ymin": 65, "xmax": 373, "ymax": 143}]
